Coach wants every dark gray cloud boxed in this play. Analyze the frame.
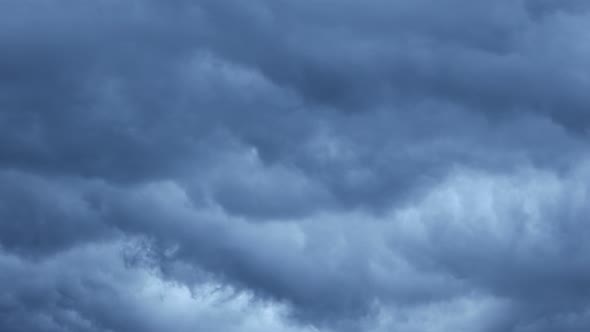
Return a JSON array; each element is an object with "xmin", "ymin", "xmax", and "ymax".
[
  {"xmin": 0, "ymin": 170, "xmax": 111, "ymax": 257},
  {"xmin": 1, "ymin": 1, "xmax": 590, "ymax": 331}
]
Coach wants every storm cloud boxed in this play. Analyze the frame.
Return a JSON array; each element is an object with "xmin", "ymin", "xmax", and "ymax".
[{"xmin": 1, "ymin": 1, "xmax": 590, "ymax": 331}]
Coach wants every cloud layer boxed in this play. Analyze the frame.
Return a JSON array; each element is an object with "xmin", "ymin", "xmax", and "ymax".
[{"xmin": 1, "ymin": 1, "xmax": 590, "ymax": 331}]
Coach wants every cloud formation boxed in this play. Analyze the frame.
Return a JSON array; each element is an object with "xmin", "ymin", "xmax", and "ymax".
[{"xmin": 1, "ymin": 1, "xmax": 589, "ymax": 331}]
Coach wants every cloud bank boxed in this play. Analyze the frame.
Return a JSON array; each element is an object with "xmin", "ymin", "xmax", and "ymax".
[{"xmin": 1, "ymin": 1, "xmax": 590, "ymax": 331}]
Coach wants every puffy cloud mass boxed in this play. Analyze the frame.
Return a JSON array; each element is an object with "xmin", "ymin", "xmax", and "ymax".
[{"xmin": 1, "ymin": 1, "xmax": 590, "ymax": 331}]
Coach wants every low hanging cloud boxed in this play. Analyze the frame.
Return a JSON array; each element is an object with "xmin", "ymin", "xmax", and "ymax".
[{"xmin": 1, "ymin": 1, "xmax": 590, "ymax": 331}]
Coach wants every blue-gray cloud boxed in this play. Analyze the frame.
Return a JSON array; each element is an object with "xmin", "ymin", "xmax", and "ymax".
[{"xmin": 1, "ymin": 1, "xmax": 589, "ymax": 331}]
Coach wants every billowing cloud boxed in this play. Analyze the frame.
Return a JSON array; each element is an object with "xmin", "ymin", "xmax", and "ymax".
[{"xmin": 1, "ymin": 1, "xmax": 589, "ymax": 331}]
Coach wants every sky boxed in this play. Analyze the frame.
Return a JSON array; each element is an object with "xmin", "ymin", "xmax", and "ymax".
[{"xmin": 1, "ymin": 1, "xmax": 590, "ymax": 331}]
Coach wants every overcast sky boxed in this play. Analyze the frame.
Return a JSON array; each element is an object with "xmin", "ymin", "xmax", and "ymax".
[{"xmin": 1, "ymin": 1, "xmax": 590, "ymax": 331}]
